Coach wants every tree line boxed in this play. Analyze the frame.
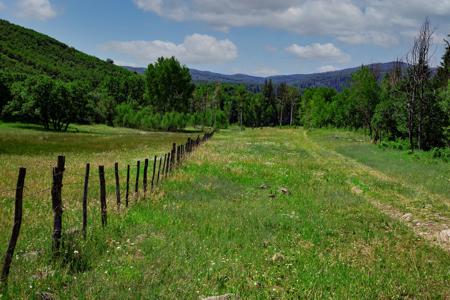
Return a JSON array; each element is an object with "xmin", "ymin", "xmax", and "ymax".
[
  {"xmin": 0, "ymin": 19, "xmax": 448, "ymax": 153},
  {"xmin": 299, "ymin": 21, "xmax": 449, "ymax": 151}
]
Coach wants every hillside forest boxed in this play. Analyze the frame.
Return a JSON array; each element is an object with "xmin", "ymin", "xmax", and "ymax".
[{"xmin": 0, "ymin": 19, "xmax": 449, "ymax": 153}]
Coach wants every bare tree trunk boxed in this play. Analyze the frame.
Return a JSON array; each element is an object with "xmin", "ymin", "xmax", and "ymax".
[{"xmin": 406, "ymin": 18, "xmax": 433, "ymax": 151}]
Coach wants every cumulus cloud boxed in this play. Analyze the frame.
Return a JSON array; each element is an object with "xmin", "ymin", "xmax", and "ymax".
[
  {"xmin": 286, "ymin": 43, "xmax": 350, "ymax": 63},
  {"xmin": 133, "ymin": 0, "xmax": 450, "ymax": 47},
  {"xmin": 16, "ymin": 0, "xmax": 56, "ymax": 20},
  {"xmin": 318, "ymin": 65, "xmax": 337, "ymax": 73},
  {"xmin": 102, "ymin": 33, "xmax": 238, "ymax": 66}
]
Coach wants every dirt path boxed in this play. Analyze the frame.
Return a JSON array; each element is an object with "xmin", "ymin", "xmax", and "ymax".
[{"xmin": 302, "ymin": 130, "xmax": 450, "ymax": 252}]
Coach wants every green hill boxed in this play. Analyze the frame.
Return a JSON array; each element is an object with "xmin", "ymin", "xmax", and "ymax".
[{"xmin": 0, "ymin": 19, "xmax": 130, "ymax": 84}]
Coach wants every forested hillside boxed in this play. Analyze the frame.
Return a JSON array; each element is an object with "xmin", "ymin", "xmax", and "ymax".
[{"xmin": 0, "ymin": 19, "xmax": 129, "ymax": 83}]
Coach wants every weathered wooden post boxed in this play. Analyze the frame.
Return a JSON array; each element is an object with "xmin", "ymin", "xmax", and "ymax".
[
  {"xmin": 171, "ymin": 143, "xmax": 176, "ymax": 168},
  {"xmin": 99, "ymin": 166, "xmax": 107, "ymax": 227},
  {"xmin": 126, "ymin": 164, "xmax": 130, "ymax": 208},
  {"xmin": 114, "ymin": 162, "xmax": 121, "ymax": 210},
  {"xmin": 52, "ymin": 155, "xmax": 65, "ymax": 256},
  {"xmin": 167, "ymin": 152, "xmax": 172, "ymax": 174},
  {"xmin": 156, "ymin": 157, "xmax": 162, "ymax": 185},
  {"xmin": 1, "ymin": 167, "xmax": 26, "ymax": 288},
  {"xmin": 151, "ymin": 155, "xmax": 157, "ymax": 192},
  {"xmin": 165, "ymin": 152, "xmax": 171, "ymax": 176},
  {"xmin": 135, "ymin": 160, "xmax": 140, "ymax": 196},
  {"xmin": 82, "ymin": 163, "xmax": 90, "ymax": 240},
  {"xmin": 143, "ymin": 158, "xmax": 149, "ymax": 195},
  {"xmin": 161, "ymin": 154, "xmax": 167, "ymax": 179}
]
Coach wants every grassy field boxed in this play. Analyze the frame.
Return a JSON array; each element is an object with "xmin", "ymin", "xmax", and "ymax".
[{"xmin": 0, "ymin": 125, "xmax": 449, "ymax": 299}]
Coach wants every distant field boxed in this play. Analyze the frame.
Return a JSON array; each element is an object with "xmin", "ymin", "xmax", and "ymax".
[{"xmin": 0, "ymin": 125, "xmax": 449, "ymax": 298}]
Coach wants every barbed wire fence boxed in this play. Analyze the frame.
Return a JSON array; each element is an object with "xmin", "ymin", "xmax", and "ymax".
[{"xmin": 0, "ymin": 131, "xmax": 214, "ymax": 289}]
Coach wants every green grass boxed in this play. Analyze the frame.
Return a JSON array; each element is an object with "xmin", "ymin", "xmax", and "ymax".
[
  {"xmin": 308, "ymin": 128, "xmax": 450, "ymax": 198},
  {"xmin": 0, "ymin": 126, "xmax": 449, "ymax": 299}
]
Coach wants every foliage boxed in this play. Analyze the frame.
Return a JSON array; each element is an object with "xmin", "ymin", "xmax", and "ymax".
[
  {"xmin": 145, "ymin": 57, "xmax": 195, "ymax": 113},
  {"xmin": 0, "ymin": 19, "xmax": 130, "ymax": 84},
  {"xmin": 3, "ymin": 76, "xmax": 87, "ymax": 131}
]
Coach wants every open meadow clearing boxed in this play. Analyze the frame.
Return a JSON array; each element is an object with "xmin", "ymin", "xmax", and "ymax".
[{"xmin": 0, "ymin": 125, "xmax": 449, "ymax": 298}]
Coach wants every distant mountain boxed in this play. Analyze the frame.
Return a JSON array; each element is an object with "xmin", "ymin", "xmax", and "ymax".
[{"xmin": 123, "ymin": 62, "xmax": 409, "ymax": 91}]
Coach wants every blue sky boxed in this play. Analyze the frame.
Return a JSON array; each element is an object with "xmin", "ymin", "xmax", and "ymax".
[{"xmin": 0, "ymin": 0, "xmax": 449, "ymax": 76}]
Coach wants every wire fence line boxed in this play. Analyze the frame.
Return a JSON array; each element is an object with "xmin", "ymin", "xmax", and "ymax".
[{"xmin": 0, "ymin": 131, "xmax": 214, "ymax": 289}]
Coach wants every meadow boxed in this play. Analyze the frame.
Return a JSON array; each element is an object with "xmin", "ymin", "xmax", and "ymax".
[{"xmin": 0, "ymin": 124, "xmax": 449, "ymax": 299}]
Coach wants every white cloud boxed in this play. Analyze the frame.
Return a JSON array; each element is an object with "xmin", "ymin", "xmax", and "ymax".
[
  {"xmin": 16, "ymin": 0, "xmax": 56, "ymax": 20},
  {"xmin": 337, "ymin": 32, "xmax": 399, "ymax": 47},
  {"xmin": 318, "ymin": 65, "xmax": 337, "ymax": 72},
  {"xmin": 251, "ymin": 67, "xmax": 280, "ymax": 77},
  {"xmin": 133, "ymin": 0, "xmax": 450, "ymax": 47},
  {"xmin": 102, "ymin": 33, "xmax": 238, "ymax": 66},
  {"xmin": 134, "ymin": 0, "xmax": 163, "ymax": 14},
  {"xmin": 286, "ymin": 43, "xmax": 350, "ymax": 63}
]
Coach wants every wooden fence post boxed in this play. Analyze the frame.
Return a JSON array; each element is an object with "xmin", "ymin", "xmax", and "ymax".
[
  {"xmin": 167, "ymin": 152, "xmax": 172, "ymax": 175},
  {"xmin": 99, "ymin": 166, "xmax": 107, "ymax": 227},
  {"xmin": 126, "ymin": 165, "xmax": 130, "ymax": 208},
  {"xmin": 1, "ymin": 168, "xmax": 26, "ymax": 288},
  {"xmin": 135, "ymin": 160, "xmax": 141, "ymax": 196},
  {"xmin": 162, "ymin": 154, "xmax": 167, "ymax": 179},
  {"xmin": 114, "ymin": 162, "xmax": 121, "ymax": 210},
  {"xmin": 52, "ymin": 156, "xmax": 65, "ymax": 257},
  {"xmin": 157, "ymin": 157, "xmax": 162, "ymax": 185},
  {"xmin": 165, "ymin": 152, "xmax": 171, "ymax": 176},
  {"xmin": 151, "ymin": 155, "xmax": 157, "ymax": 192},
  {"xmin": 143, "ymin": 158, "xmax": 149, "ymax": 195},
  {"xmin": 171, "ymin": 143, "xmax": 176, "ymax": 168},
  {"xmin": 82, "ymin": 163, "xmax": 90, "ymax": 240}
]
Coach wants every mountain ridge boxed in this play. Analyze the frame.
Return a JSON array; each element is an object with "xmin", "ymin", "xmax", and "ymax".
[{"xmin": 123, "ymin": 62, "xmax": 408, "ymax": 90}]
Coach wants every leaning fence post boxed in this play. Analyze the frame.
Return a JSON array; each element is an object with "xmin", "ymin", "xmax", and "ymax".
[
  {"xmin": 135, "ymin": 160, "xmax": 140, "ymax": 196},
  {"xmin": 114, "ymin": 162, "xmax": 121, "ymax": 210},
  {"xmin": 143, "ymin": 158, "xmax": 149, "ymax": 195},
  {"xmin": 99, "ymin": 166, "xmax": 107, "ymax": 227},
  {"xmin": 1, "ymin": 167, "xmax": 26, "ymax": 288},
  {"xmin": 126, "ymin": 165, "xmax": 130, "ymax": 208},
  {"xmin": 151, "ymin": 155, "xmax": 157, "ymax": 192},
  {"xmin": 52, "ymin": 155, "xmax": 65, "ymax": 257},
  {"xmin": 82, "ymin": 163, "xmax": 90, "ymax": 240}
]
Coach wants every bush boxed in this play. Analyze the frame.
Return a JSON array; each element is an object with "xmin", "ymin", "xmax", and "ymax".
[{"xmin": 432, "ymin": 147, "xmax": 450, "ymax": 162}]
